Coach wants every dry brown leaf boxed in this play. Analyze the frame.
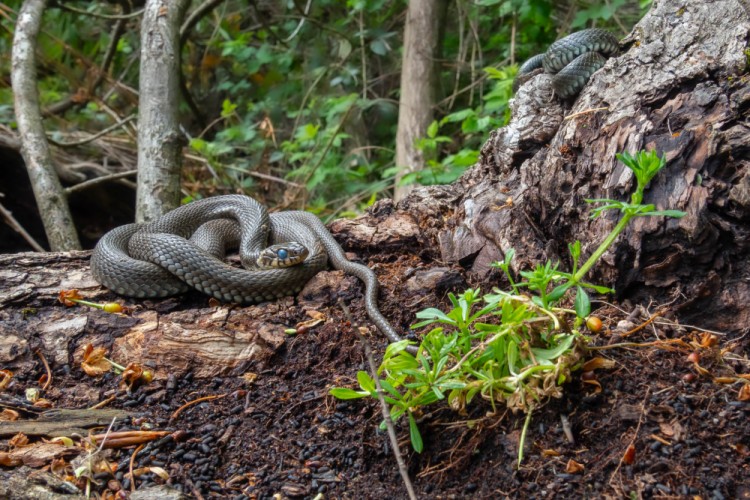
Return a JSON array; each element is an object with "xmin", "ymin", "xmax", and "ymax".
[
  {"xmin": 738, "ymin": 384, "xmax": 750, "ymax": 402},
  {"xmin": 693, "ymin": 363, "xmax": 711, "ymax": 376},
  {"xmin": 699, "ymin": 332, "xmax": 718, "ymax": 347},
  {"xmin": 121, "ymin": 363, "xmax": 143, "ymax": 386},
  {"xmin": 566, "ymin": 459, "xmax": 585, "ymax": 474},
  {"xmin": 49, "ymin": 457, "xmax": 70, "ymax": 476},
  {"xmin": 128, "ymin": 466, "xmax": 170, "ymax": 480},
  {"xmin": 58, "ymin": 289, "xmax": 83, "ymax": 307},
  {"xmin": 32, "ymin": 398, "xmax": 54, "ymax": 409},
  {"xmin": 81, "ymin": 344, "xmax": 112, "ymax": 377},
  {"xmin": 9, "ymin": 433, "xmax": 29, "ymax": 449},
  {"xmin": 242, "ymin": 372, "xmax": 258, "ymax": 385},
  {"xmin": 713, "ymin": 377, "xmax": 737, "ymax": 384},
  {"xmin": 306, "ymin": 310, "xmax": 326, "ymax": 321},
  {"xmin": 541, "ymin": 449, "xmax": 561, "ymax": 457},
  {"xmin": 0, "ymin": 452, "xmax": 22, "ymax": 467},
  {"xmin": 729, "ymin": 443, "xmax": 749, "ymax": 456},
  {"xmin": 582, "ymin": 357, "xmax": 617, "ymax": 371},
  {"xmin": 582, "ymin": 378, "xmax": 602, "ymax": 393},
  {"xmin": 658, "ymin": 422, "xmax": 675, "ymax": 437},
  {"xmin": 0, "ymin": 369, "xmax": 13, "ymax": 391},
  {"xmin": 0, "ymin": 409, "xmax": 19, "ymax": 421}
]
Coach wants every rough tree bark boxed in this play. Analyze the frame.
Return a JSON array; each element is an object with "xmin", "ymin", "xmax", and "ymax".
[
  {"xmin": 135, "ymin": 0, "xmax": 190, "ymax": 222},
  {"xmin": 11, "ymin": 0, "xmax": 81, "ymax": 251},
  {"xmin": 418, "ymin": 0, "xmax": 750, "ymax": 333},
  {"xmin": 393, "ymin": 0, "xmax": 445, "ymax": 202}
]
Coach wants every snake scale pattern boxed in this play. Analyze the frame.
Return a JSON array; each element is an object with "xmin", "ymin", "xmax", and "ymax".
[
  {"xmin": 513, "ymin": 28, "xmax": 619, "ymax": 98},
  {"xmin": 91, "ymin": 195, "xmax": 403, "ymax": 345}
]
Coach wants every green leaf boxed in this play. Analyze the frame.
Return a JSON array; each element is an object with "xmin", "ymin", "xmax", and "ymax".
[
  {"xmin": 547, "ymin": 283, "xmax": 571, "ymax": 303},
  {"xmin": 414, "ymin": 308, "xmax": 454, "ymax": 323},
  {"xmin": 356, "ymin": 370, "xmax": 377, "ymax": 393},
  {"xmin": 574, "ymin": 286, "xmax": 591, "ymax": 318},
  {"xmin": 638, "ymin": 209, "xmax": 686, "ymax": 218},
  {"xmin": 329, "ymin": 388, "xmax": 369, "ymax": 400},
  {"xmin": 530, "ymin": 334, "xmax": 576, "ymax": 361},
  {"xmin": 338, "ymin": 39, "xmax": 352, "ymax": 60},
  {"xmin": 369, "ymin": 39, "xmax": 389, "ymax": 56},
  {"xmin": 408, "ymin": 412, "xmax": 424, "ymax": 453},
  {"xmin": 426, "ymin": 120, "xmax": 439, "ymax": 139}
]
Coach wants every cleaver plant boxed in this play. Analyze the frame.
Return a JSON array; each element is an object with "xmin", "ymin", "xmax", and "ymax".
[{"xmin": 332, "ymin": 150, "xmax": 684, "ymax": 466}]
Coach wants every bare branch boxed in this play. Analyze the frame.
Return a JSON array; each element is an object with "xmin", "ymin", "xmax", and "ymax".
[
  {"xmin": 55, "ymin": 2, "xmax": 145, "ymax": 20},
  {"xmin": 65, "ymin": 169, "xmax": 137, "ymax": 196},
  {"xmin": 49, "ymin": 115, "xmax": 137, "ymax": 148},
  {"xmin": 11, "ymin": 0, "xmax": 81, "ymax": 250},
  {"xmin": 179, "ymin": 0, "xmax": 226, "ymax": 44},
  {"xmin": 0, "ymin": 199, "xmax": 46, "ymax": 252}
]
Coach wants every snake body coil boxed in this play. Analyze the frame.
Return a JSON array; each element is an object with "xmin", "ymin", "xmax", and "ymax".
[
  {"xmin": 514, "ymin": 29, "xmax": 619, "ymax": 98},
  {"xmin": 91, "ymin": 195, "xmax": 402, "ymax": 345}
]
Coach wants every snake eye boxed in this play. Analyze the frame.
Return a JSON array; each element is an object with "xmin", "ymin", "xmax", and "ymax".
[{"xmin": 277, "ymin": 249, "xmax": 288, "ymax": 260}]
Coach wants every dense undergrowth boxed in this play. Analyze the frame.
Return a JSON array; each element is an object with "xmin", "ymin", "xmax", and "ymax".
[{"xmin": 0, "ymin": 1, "xmax": 649, "ymax": 215}]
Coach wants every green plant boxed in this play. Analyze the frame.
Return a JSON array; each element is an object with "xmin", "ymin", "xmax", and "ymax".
[{"xmin": 331, "ymin": 150, "xmax": 684, "ymax": 465}]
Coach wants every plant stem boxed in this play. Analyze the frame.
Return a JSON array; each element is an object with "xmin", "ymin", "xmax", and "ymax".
[
  {"xmin": 571, "ymin": 213, "xmax": 633, "ymax": 285},
  {"xmin": 518, "ymin": 407, "xmax": 534, "ymax": 467}
]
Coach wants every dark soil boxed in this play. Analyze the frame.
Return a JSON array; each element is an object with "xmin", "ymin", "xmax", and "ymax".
[{"xmin": 2, "ymin": 261, "xmax": 750, "ymax": 500}]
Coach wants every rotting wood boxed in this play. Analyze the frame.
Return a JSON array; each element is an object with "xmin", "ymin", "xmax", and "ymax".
[{"xmin": 0, "ymin": 408, "xmax": 131, "ymax": 438}]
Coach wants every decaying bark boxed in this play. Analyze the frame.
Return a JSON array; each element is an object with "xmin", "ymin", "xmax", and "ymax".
[
  {"xmin": 11, "ymin": 0, "xmax": 81, "ymax": 251},
  {"xmin": 410, "ymin": 0, "xmax": 750, "ymax": 333},
  {"xmin": 135, "ymin": 0, "xmax": 190, "ymax": 222}
]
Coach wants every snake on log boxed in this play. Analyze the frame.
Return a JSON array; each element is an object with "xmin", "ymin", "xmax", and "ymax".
[
  {"xmin": 91, "ymin": 195, "xmax": 404, "ymax": 346},
  {"xmin": 513, "ymin": 28, "xmax": 620, "ymax": 98}
]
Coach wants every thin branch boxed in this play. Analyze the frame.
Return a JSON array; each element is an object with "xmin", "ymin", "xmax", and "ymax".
[
  {"xmin": 284, "ymin": 0, "xmax": 313, "ymax": 42},
  {"xmin": 358, "ymin": 8, "xmax": 367, "ymax": 100},
  {"xmin": 35, "ymin": 350, "xmax": 53, "ymax": 390},
  {"xmin": 338, "ymin": 299, "xmax": 417, "ymax": 500},
  {"xmin": 65, "ymin": 169, "xmax": 138, "ymax": 196},
  {"xmin": 180, "ymin": 0, "xmax": 226, "ymax": 44},
  {"xmin": 43, "ymin": 1, "xmax": 131, "ymax": 117},
  {"xmin": 0, "ymin": 200, "xmax": 46, "ymax": 251},
  {"xmin": 55, "ymin": 2, "xmax": 145, "ymax": 20},
  {"xmin": 49, "ymin": 115, "xmax": 136, "ymax": 148}
]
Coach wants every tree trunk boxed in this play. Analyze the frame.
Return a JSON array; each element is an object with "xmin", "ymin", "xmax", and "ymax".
[
  {"xmin": 11, "ymin": 0, "xmax": 81, "ymax": 251},
  {"xmin": 135, "ymin": 0, "xmax": 190, "ymax": 222},
  {"xmin": 393, "ymin": 0, "xmax": 445, "ymax": 202}
]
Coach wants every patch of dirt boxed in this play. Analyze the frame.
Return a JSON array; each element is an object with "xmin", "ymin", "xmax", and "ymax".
[{"xmin": 2, "ymin": 259, "xmax": 749, "ymax": 500}]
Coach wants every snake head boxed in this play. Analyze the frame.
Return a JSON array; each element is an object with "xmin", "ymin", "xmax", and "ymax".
[{"xmin": 256, "ymin": 242, "xmax": 309, "ymax": 268}]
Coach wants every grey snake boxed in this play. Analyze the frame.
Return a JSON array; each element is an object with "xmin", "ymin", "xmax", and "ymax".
[
  {"xmin": 513, "ymin": 29, "xmax": 619, "ymax": 98},
  {"xmin": 91, "ymin": 195, "xmax": 403, "ymax": 345}
]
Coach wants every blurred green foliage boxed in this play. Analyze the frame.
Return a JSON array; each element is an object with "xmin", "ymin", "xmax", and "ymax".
[{"xmin": 0, "ymin": 0, "xmax": 648, "ymax": 216}]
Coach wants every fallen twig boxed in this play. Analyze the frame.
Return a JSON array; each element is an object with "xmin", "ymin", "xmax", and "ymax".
[
  {"xmin": 90, "ymin": 430, "xmax": 171, "ymax": 449},
  {"xmin": 129, "ymin": 443, "xmax": 144, "ymax": 493},
  {"xmin": 35, "ymin": 350, "xmax": 52, "ymax": 391},
  {"xmin": 171, "ymin": 394, "xmax": 227, "ymax": 421},
  {"xmin": 338, "ymin": 298, "xmax": 417, "ymax": 500},
  {"xmin": 0, "ymin": 200, "xmax": 46, "ymax": 251},
  {"xmin": 608, "ymin": 388, "xmax": 650, "ymax": 490}
]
